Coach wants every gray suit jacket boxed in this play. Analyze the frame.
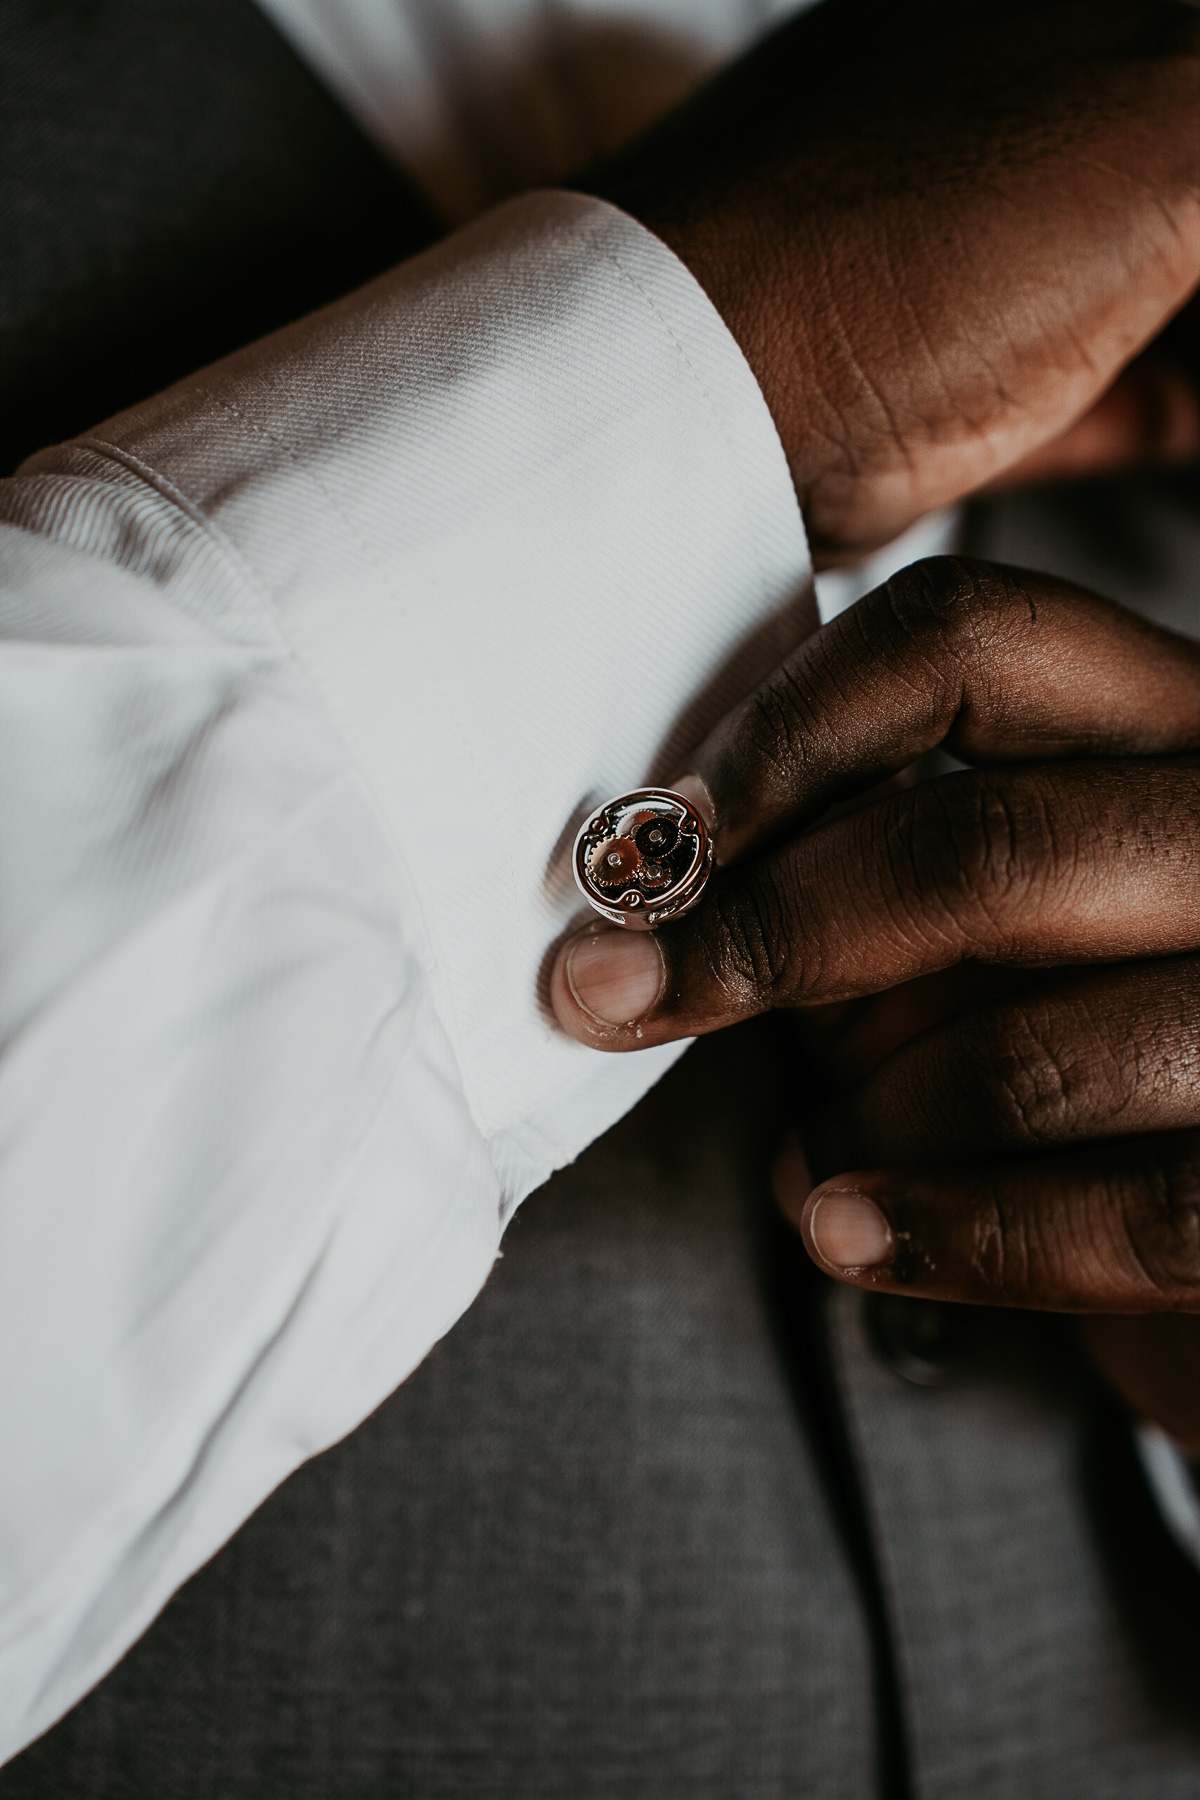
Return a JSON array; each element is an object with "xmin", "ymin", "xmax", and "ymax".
[{"xmin": 7, "ymin": 996, "xmax": 1200, "ymax": 1797}]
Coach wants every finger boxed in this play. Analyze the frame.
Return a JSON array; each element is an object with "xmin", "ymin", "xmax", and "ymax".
[
  {"xmin": 678, "ymin": 558, "xmax": 1200, "ymax": 865},
  {"xmin": 551, "ymin": 758, "xmax": 1200, "ymax": 1047},
  {"xmin": 793, "ymin": 1130, "xmax": 1200, "ymax": 1314},
  {"xmin": 1082, "ymin": 1313, "xmax": 1200, "ymax": 1451},
  {"xmin": 988, "ymin": 353, "xmax": 1200, "ymax": 489},
  {"xmin": 806, "ymin": 957, "xmax": 1200, "ymax": 1171},
  {"xmin": 792, "ymin": 964, "xmax": 1027, "ymax": 1087}
]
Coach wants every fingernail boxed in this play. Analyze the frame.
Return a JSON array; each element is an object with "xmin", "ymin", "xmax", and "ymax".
[
  {"xmin": 673, "ymin": 771, "xmax": 717, "ymax": 837},
  {"xmin": 564, "ymin": 930, "xmax": 664, "ymax": 1026},
  {"xmin": 770, "ymin": 1134, "xmax": 813, "ymax": 1230},
  {"xmin": 808, "ymin": 1190, "xmax": 893, "ymax": 1270}
]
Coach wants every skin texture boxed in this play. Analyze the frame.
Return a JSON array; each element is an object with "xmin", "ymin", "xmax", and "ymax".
[
  {"xmin": 584, "ymin": 0, "xmax": 1200, "ymax": 561},
  {"xmin": 564, "ymin": 0, "xmax": 1200, "ymax": 1441},
  {"xmin": 550, "ymin": 559, "xmax": 1200, "ymax": 1444}
]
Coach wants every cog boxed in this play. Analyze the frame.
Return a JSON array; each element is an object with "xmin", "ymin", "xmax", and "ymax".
[
  {"xmin": 587, "ymin": 836, "xmax": 641, "ymax": 890},
  {"xmin": 633, "ymin": 815, "xmax": 680, "ymax": 859}
]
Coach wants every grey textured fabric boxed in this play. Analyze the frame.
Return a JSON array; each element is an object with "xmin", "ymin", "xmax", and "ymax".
[
  {"xmin": 830, "ymin": 1291, "xmax": 1200, "ymax": 1799},
  {"xmin": 966, "ymin": 471, "xmax": 1200, "ymax": 640},
  {"xmin": 8, "ymin": 1021, "xmax": 1200, "ymax": 1796},
  {"xmin": 0, "ymin": 0, "xmax": 437, "ymax": 474}
]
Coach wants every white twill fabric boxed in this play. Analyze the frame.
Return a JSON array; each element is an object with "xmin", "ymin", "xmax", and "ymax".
[{"xmin": 0, "ymin": 192, "xmax": 810, "ymax": 1760}]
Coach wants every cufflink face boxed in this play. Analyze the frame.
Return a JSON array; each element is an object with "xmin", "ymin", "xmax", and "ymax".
[{"xmin": 572, "ymin": 788, "xmax": 713, "ymax": 930}]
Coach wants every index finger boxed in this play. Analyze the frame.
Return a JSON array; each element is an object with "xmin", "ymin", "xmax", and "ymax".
[
  {"xmin": 683, "ymin": 557, "xmax": 1200, "ymax": 866},
  {"xmin": 550, "ymin": 756, "xmax": 1200, "ymax": 1048}
]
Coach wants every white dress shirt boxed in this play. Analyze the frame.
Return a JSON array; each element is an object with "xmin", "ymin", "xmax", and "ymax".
[
  {"xmin": 255, "ymin": 0, "xmax": 806, "ymax": 220},
  {"xmin": 0, "ymin": 1, "xmax": 823, "ymax": 1757},
  {"xmin": 0, "ymin": 180, "xmax": 810, "ymax": 1756}
]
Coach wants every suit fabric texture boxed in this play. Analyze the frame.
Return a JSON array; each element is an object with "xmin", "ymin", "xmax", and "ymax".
[{"xmin": 5, "ymin": 1024, "xmax": 1200, "ymax": 1797}]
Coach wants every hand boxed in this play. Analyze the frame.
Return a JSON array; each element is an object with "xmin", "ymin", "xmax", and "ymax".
[
  {"xmin": 549, "ymin": 557, "xmax": 1200, "ymax": 1440},
  {"xmin": 989, "ymin": 296, "xmax": 1200, "ymax": 491},
  {"xmin": 583, "ymin": 0, "xmax": 1200, "ymax": 562}
]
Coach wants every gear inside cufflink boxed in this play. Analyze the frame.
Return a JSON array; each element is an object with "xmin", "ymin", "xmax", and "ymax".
[{"xmin": 573, "ymin": 788, "xmax": 713, "ymax": 929}]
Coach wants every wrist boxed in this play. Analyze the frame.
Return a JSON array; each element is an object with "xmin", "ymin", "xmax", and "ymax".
[{"xmin": 581, "ymin": 175, "xmax": 843, "ymax": 540}]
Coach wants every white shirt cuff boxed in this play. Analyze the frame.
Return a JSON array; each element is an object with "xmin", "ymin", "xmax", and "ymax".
[{"xmin": 0, "ymin": 190, "xmax": 810, "ymax": 1758}]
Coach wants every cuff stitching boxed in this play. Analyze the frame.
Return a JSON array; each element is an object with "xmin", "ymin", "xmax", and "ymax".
[{"xmin": 583, "ymin": 224, "xmax": 797, "ymax": 615}]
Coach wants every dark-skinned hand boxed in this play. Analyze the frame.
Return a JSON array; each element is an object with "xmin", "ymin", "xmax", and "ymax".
[
  {"xmin": 550, "ymin": 558, "xmax": 1200, "ymax": 1447},
  {"xmin": 581, "ymin": 0, "xmax": 1200, "ymax": 562}
]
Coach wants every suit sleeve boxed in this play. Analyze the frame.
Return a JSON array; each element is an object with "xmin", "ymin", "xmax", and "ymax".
[{"xmin": 0, "ymin": 191, "xmax": 809, "ymax": 1760}]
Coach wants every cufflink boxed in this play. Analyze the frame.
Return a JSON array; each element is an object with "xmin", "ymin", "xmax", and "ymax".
[{"xmin": 572, "ymin": 787, "xmax": 713, "ymax": 930}]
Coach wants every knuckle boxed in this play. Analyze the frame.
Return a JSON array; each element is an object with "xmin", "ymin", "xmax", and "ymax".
[
  {"xmin": 705, "ymin": 873, "xmax": 795, "ymax": 1009},
  {"xmin": 1118, "ymin": 1134, "xmax": 1200, "ymax": 1307},
  {"xmin": 965, "ymin": 1183, "xmax": 1063, "ymax": 1306},
  {"xmin": 851, "ymin": 799, "xmax": 950, "ymax": 959},
  {"xmin": 972, "ymin": 1007, "xmax": 1081, "ymax": 1146},
  {"xmin": 740, "ymin": 668, "xmax": 819, "ymax": 793},
  {"xmin": 879, "ymin": 555, "xmax": 992, "ymax": 634},
  {"xmin": 875, "ymin": 555, "xmax": 1023, "ymax": 664},
  {"xmin": 870, "ymin": 556, "xmax": 1057, "ymax": 735},
  {"xmin": 906, "ymin": 773, "xmax": 1053, "ymax": 939},
  {"xmin": 967, "ymin": 1189, "xmax": 1020, "ymax": 1292}
]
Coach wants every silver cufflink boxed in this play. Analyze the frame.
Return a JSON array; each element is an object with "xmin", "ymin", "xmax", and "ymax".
[{"xmin": 572, "ymin": 787, "xmax": 713, "ymax": 930}]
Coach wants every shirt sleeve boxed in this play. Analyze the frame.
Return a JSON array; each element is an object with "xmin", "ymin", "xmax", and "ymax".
[{"xmin": 0, "ymin": 190, "xmax": 810, "ymax": 1761}]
